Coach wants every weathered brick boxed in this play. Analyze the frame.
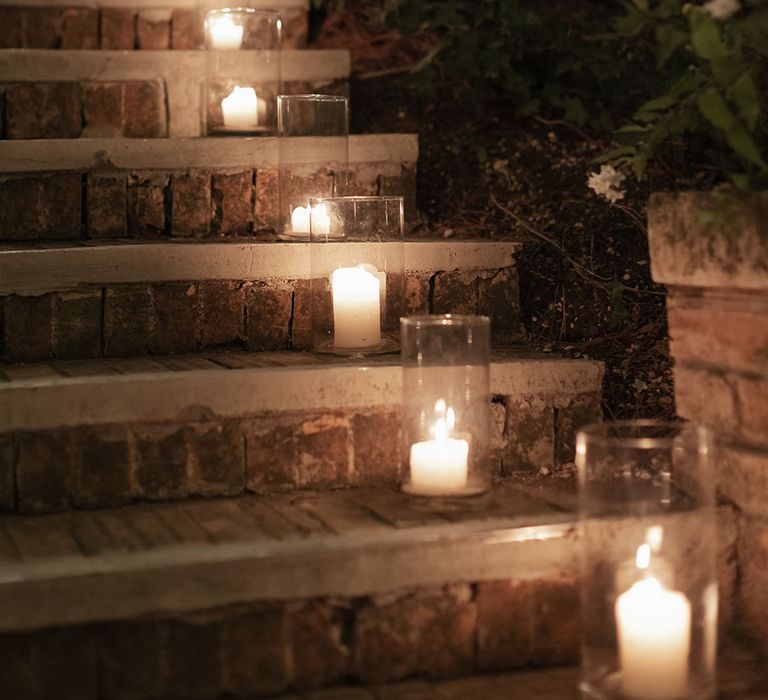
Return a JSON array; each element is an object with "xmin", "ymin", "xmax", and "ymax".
[
  {"xmin": 104, "ymin": 285, "xmax": 152, "ymax": 356},
  {"xmin": 735, "ymin": 375, "xmax": 768, "ymax": 447},
  {"xmin": 0, "ymin": 434, "xmax": 14, "ymax": 511},
  {"xmin": 501, "ymin": 397, "xmax": 554, "ymax": 473},
  {"xmin": 245, "ymin": 412, "xmax": 351, "ymax": 492},
  {"xmin": 247, "ymin": 283, "xmax": 292, "ymax": 351},
  {"xmin": 61, "ymin": 9, "xmax": 98, "ymax": 49},
  {"xmin": 23, "ymin": 8, "xmax": 63, "ymax": 48},
  {"xmin": 478, "ymin": 267, "xmax": 521, "ymax": 345},
  {"xmin": 405, "ymin": 272, "xmax": 430, "ymax": 315},
  {"xmin": 674, "ymin": 365, "xmax": 738, "ymax": 435},
  {"xmin": 134, "ymin": 424, "xmax": 190, "ymax": 500},
  {"xmin": 531, "ymin": 577, "xmax": 580, "ymax": 664},
  {"xmin": 123, "ymin": 81, "xmax": 166, "ymax": 137},
  {"xmin": 281, "ymin": 10, "xmax": 308, "ymax": 48},
  {"xmin": 5, "ymin": 82, "xmax": 82, "ymax": 139},
  {"xmin": 172, "ymin": 171, "xmax": 211, "ymax": 237},
  {"xmin": 289, "ymin": 601, "xmax": 349, "ymax": 690},
  {"xmin": 83, "ymin": 82, "xmax": 124, "ymax": 138},
  {"xmin": 3, "ymin": 294, "xmax": 54, "ymax": 362},
  {"xmin": 254, "ymin": 168, "xmax": 279, "ymax": 231},
  {"xmin": 100, "ymin": 8, "xmax": 135, "ymax": 49},
  {"xmin": 738, "ymin": 515, "xmax": 768, "ymax": 643},
  {"xmin": 433, "ymin": 270, "xmax": 478, "ymax": 315},
  {"xmin": 351, "ymin": 411, "xmax": 401, "ymax": 487},
  {"xmin": 476, "ymin": 579, "xmax": 535, "ymax": 671},
  {"xmin": 170, "ymin": 9, "xmax": 203, "ymax": 50},
  {"xmin": 76, "ymin": 427, "xmax": 134, "ymax": 508},
  {"xmin": 166, "ymin": 618, "xmax": 222, "ymax": 697},
  {"xmin": 16, "ymin": 430, "xmax": 77, "ymax": 513},
  {"xmin": 212, "ymin": 171, "xmax": 254, "ymax": 236},
  {"xmin": 127, "ymin": 172, "xmax": 168, "ymax": 238},
  {"xmin": 291, "ymin": 279, "xmax": 312, "ymax": 350},
  {"xmin": 188, "ymin": 422, "xmax": 245, "ymax": 497},
  {"xmin": 137, "ymin": 10, "xmax": 171, "ymax": 49},
  {"xmin": 414, "ymin": 586, "xmax": 476, "ymax": 679},
  {"xmin": 719, "ymin": 444, "xmax": 768, "ymax": 515},
  {"xmin": 0, "ymin": 9, "xmax": 24, "ymax": 47},
  {"xmin": 100, "ymin": 621, "xmax": 169, "ymax": 699},
  {"xmin": 150, "ymin": 283, "xmax": 199, "ymax": 354},
  {"xmin": 0, "ymin": 177, "xmax": 42, "ymax": 240},
  {"xmin": 0, "ymin": 628, "xmax": 98, "ymax": 700},
  {"xmin": 221, "ymin": 606, "xmax": 290, "ymax": 696},
  {"xmin": 53, "ymin": 290, "xmax": 102, "ymax": 359},
  {"xmin": 199, "ymin": 281, "xmax": 246, "ymax": 348},
  {"xmin": 354, "ymin": 594, "xmax": 420, "ymax": 683},
  {"xmin": 40, "ymin": 173, "xmax": 82, "ymax": 239},
  {"xmin": 554, "ymin": 394, "xmax": 602, "ymax": 465},
  {"xmin": 88, "ymin": 175, "xmax": 128, "ymax": 238},
  {"xmin": 668, "ymin": 301, "xmax": 768, "ymax": 376}
]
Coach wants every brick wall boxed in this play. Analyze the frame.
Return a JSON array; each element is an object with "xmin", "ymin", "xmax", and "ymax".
[
  {"xmin": 648, "ymin": 191, "xmax": 768, "ymax": 644},
  {"xmin": 0, "ymin": 162, "xmax": 412, "ymax": 240},
  {"xmin": 0, "ymin": 576, "xmax": 579, "ymax": 699},
  {"xmin": 0, "ymin": 7, "xmax": 307, "ymax": 50}
]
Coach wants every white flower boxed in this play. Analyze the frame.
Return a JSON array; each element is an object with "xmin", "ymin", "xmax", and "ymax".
[
  {"xmin": 587, "ymin": 165, "xmax": 626, "ymax": 204},
  {"xmin": 702, "ymin": 0, "xmax": 741, "ymax": 20}
]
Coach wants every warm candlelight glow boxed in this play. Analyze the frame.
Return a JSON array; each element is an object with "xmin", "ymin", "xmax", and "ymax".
[
  {"xmin": 615, "ymin": 545, "xmax": 691, "ymax": 700},
  {"xmin": 409, "ymin": 400, "xmax": 469, "ymax": 496},
  {"xmin": 221, "ymin": 86, "xmax": 259, "ymax": 130},
  {"xmin": 331, "ymin": 266, "xmax": 382, "ymax": 348},
  {"xmin": 208, "ymin": 13, "xmax": 244, "ymax": 50}
]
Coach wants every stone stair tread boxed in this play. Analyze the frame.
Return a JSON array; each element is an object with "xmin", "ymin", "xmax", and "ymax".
[{"xmin": 0, "ymin": 482, "xmax": 575, "ymax": 632}]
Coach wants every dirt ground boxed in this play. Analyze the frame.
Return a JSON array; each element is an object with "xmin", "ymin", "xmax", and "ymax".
[{"xmin": 312, "ymin": 3, "xmax": 681, "ymax": 421}]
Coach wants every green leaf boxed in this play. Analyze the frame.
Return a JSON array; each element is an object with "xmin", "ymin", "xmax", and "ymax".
[
  {"xmin": 724, "ymin": 122, "xmax": 768, "ymax": 168},
  {"xmin": 730, "ymin": 71, "xmax": 760, "ymax": 130},
  {"xmin": 655, "ymin": 25, "xmax": 687, "ymax": 67},
  {"xmin": 697, "ymin": 87, "xmax": 735, "ymax": 130},
  {"xmin": 635, "ymin": 95, "xmax": 676, "ymax": 117},
  {"xmin": 711, "ymin": 54, "xmax": 742, "ymax": 87},
  {"xmin": 616, "ymin": 7, "xmax": 649, "ymax": 36},
  {"xmin": 689, "ymin": 9, "xmax": 727, "ymax": 59}
]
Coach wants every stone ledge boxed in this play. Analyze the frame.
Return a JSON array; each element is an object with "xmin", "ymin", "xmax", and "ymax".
[
  {"xmin": 0, "ymin": 50, "xmax": 349, "ymax": 136},
  {"xmin": 0, "ymin": 352, "xmax": 602, "ymax": 432}
]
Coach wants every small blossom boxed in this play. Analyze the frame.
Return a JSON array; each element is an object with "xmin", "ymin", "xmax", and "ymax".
[
  {"xmin": 587, "ymin": 165, "xmax": 626, "ymax": 204},
  {"xmin": 702, "ymin": 0, "xmax": 741, "ymax": 20}
]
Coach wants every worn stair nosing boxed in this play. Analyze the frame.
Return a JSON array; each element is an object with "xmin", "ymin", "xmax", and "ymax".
[
  {"xmin": 0, "ymin": 48, "xmax": 349, "ymax": 83},
  {"xmin": 0, "ymin": 352, "xmax": 604, "ymax": 431},
  {"xmin": 0, "ymin": 239, "xmax": 510, "ymax": 295},
  {"xmin": 0, "ymin": 133, "xmax": 417, "ymax": 173}
]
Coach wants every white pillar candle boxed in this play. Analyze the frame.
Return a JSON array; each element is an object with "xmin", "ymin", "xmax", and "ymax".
[
  {"xmin": 209, "ymin": 14, "xmax": 244, "ymax": 50},
  {"xmin": 221, "ymin": 86, "xmax": 259, "ymax": 130},
  {"xmin": 290, "ymin": 205, "xmax": 310, "ymax": 234},
  {"xmin": 331, "ymin": 266, "xmax": 381, "ymax": 348},
  {"xmin": 616, "ymin": 552, "xmax": 691, "ymax": 700},
  {"xmin": 409, "ymin": 413, "xmax": 469, "ymax": 495}
]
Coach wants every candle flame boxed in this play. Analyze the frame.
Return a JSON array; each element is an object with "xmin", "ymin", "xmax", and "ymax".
[
  {"xmin": 435, "ymin": 398, "xmax": 446, "ymax": 414},
  {"xmin": 635, "ymin": 543, "xmax": 651, "ymax": 570},
  {"xmin": 446, "ymin": 407, "xmax": 455, "ymax": 431},
  {"xmin": 434, "ymin": 417, "xmax": 447, "ymax": 442},
  {"xmin": 646, "ymin": 526, "xmax": 663, "ymax": 552}
]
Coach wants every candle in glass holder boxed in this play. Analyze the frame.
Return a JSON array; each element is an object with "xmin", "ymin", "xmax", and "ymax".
[
  {"xmin": 209, "ymin": 13, "xmax": 244, "ymax": 49},
  {"xmin": 409, "ymin": 405, "xmax": 469, "ymax": 495},
  {"xmin": 615, "ymin": 545, "xmax": 691, "ymax": 700},
  {"xmin": 331, "ymin": 265, "xmax": 381, "ymax": 348},
  {"xmin": 221, "ymin": 86, "xmax": 259, "ymax": 130}
]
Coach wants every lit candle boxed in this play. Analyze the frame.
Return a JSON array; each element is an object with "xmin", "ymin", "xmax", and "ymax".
[
  {"xmin": 208, "ymin": 13, "xmax": 244, "ymax": 50},
  {"xmin": 409, "ymin": 404, "xmax": 469, "ymax": 495},
  {"xmin": 290, "ymin": 205, "xmax": 310, "ymax": 234},
  {"xmin": 311, "ymin": 203, "xmax": 331, "ymax": 236},
  {"xmin": 221, "ymin": 86, "xmax": 259, "ymax": 130},
  {"xmin": 331, "ymin": 265, "xmax": 381, "ymax": 348},
  {"xmin": 615, "ymin": 545, "xmax": 691, "ymax": 700}
]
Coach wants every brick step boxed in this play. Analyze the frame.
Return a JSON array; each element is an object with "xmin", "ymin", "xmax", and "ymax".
[
  {"xmin": 0, "ymin": 239, "xmax": 518, "ymax": 362},
  {"xmin": 0, "ymin": 487, "xmax": 739, "ymax": 698},
  {"xmin": 0, "ymin": 1, "xmax": 309, "ymax": 50},
  {"xmin": 0, "ymin": 350, "xmax": 603, "ymax": 513},
  {"xmin": 0, "ymin": 134, "xmax": 416, "ymax": 240},
  {"xmin": 0, "ymin": 49, "xmax": 348, "ymax": 138}
]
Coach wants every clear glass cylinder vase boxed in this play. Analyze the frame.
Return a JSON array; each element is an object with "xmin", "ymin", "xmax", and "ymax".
[
  {"xmin": 309, "ymin": 196, "xmax": 404, "ymax": 355},
  {"xmin": 577, "ymin": 420, "xmax": 717, "ymax": 700},
  {"xmin": 203, "ymin": 8, "xmax": 282, "ymax": 135},
  {"xmin": 400, "ymin": 315, "xmax": 491, "ymax": 497},
  {"xmin": 278, "ymin": 94, "xmax": 349, "ymax": 239}
]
